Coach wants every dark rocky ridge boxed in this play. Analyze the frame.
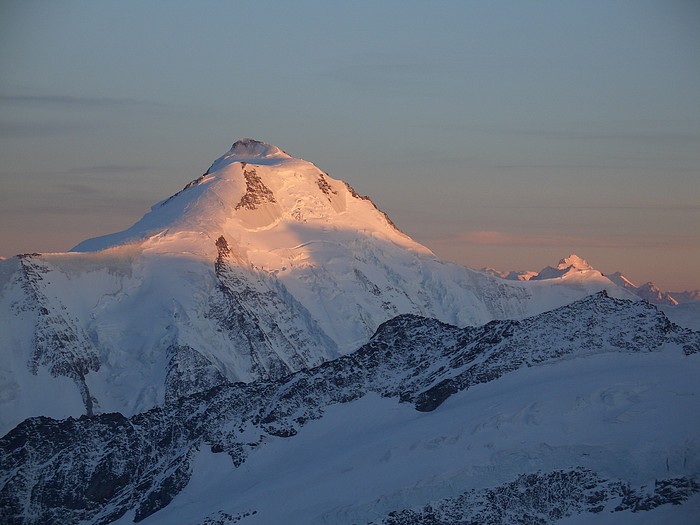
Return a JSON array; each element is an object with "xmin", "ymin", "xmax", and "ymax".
[
  {"xmin": 234, "ymin": 165, "xmax": 276, "ymax": 211},
  {"xmin": 1, "ymin": 292, "xmax": 698, "ymax": 524},
  {"xmin": 373, "ymin": 469, "xmax": 700, "ymax": 525}
]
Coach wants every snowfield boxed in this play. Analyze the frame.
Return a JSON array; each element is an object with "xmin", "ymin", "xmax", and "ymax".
[{"xmin": 121, "ymin": 351, "xmax": 700, "ymax": 525}]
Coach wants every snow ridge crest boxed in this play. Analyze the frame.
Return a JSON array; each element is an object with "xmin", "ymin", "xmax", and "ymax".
[
  {"xmin": 228, "ymin": 138, "xmax": 290, "ymax": 159},
  {"xmin": 206, "ymin": 139, "xmax": 292, "ymax": 172}
]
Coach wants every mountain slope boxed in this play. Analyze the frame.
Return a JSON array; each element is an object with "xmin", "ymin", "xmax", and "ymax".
[
  {"xmin": 1, "ymin": 293, "xmax": 698, "ymax": 524},
  {"xmin": 607, "ymin": 272, "xmax": 680, "ymax": 306},
  {"xmin": 483, "ymin": 256, "xmax": 698, "ymax": 330},
  {"xmin": 0, "ymin": 140, "xmax": 640, "ymax": 434}
]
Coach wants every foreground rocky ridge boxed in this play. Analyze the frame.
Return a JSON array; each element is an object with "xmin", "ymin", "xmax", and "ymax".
[
  {"xmin": 374, "ymin": 469, "xmax": 700, "ymax": 525},
  {"xmin": 1, "ymin": 293, "xmax": 698, "ymax": 524}
]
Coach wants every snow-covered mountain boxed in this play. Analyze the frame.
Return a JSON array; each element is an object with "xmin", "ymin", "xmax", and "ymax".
[
  {"xmin": 671, "ymin": 290, "xmax": 700, "ymax": 303},
  {"xmin": 492, "ymin": 256, "xmax": 699, "ymax": 309},
  {"xmin": 607, "ymin": 272, "xmax": 691, "ymax": 306},
  {"xmin": 0, "ymin": 140, "xmax": 638, "ymax": 434},
  {"xmin": 2, "ymin": 292, "xmax": 698, "ymax": 524},
  {"xmin": 2, "ymin": 139, "xmax": 699, "ymax": 524},
  {"xmin": 484, "ymin": 255, "xmax": 598, "ymax": 283},
  {"xmin": 530, "ymin": 254, "xmax": 596, "ymax": 281},
  {"xmin": 487, "ymin": 257, "xmax": 700, "ymax": 330}
]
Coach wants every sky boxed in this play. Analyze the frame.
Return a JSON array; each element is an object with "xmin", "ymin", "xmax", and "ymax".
[{"xmin": 1, "ymin": 0, "xmax": 699, "ymax": 290}]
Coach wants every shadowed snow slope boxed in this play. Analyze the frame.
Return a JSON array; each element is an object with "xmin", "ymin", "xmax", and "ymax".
[
  {"xmin": 1, "ymin": 293, "xmax": 699, "ymax": 524},
  {"xmin": 0, "ymin": 140, "xmax": 640, "ymax": 433}
]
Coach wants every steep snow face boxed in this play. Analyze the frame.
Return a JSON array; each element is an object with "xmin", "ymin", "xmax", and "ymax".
[{"xmin": 607, "ymin": 271, "xmax": 638, "ymax": 290}]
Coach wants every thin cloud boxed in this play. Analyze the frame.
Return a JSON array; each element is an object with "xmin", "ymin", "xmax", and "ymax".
[
  {"xmin": 0, "ymin": 94, "xmax": 169, "ymax": 110},
  {"xmin": 53, "ymin": 182, "xmax": 102, "ymax": 196},
  {"xmin": 65, "ymin": 165, "xmax": 152, "ymax": 175},
  {"xmin": 445, "ymin": 230, "xmax": 699, "ymax": 249},
  {"xmin": 327, "ymin": 52, "xmax": 451, "ymax": 92},
  {"xmin": 0, "ymin": 164, "xmax": 153, "ymax": 177},
  {"xmin": 504, "ymin": 129, "xmax": 697, "ymax": 142},
  {"xmin": 455, "ymin": 231, "xmax": 556, "ymax": 246},
  {"xmin": 488, "ymin": 163, "xmax": 700, "ymax": 172},
  {"xmin": 0, "ymin": 198, "xmax": 153, "ymax": 216},
  {"xmin": 488, "ymin": 124, "xmax": 700, "ymax": 143},
  {"xmin": 0, "ymin": 120, "xmax": 91, "ymax": 137}
]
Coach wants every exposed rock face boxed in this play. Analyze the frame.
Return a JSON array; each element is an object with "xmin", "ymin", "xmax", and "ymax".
[
  {"xmin": 209, "ymin": 235, "xmax": 337, "ymax": 381},
  {"xmin": 234, "ymin": 165, "xmax": 276, "ymax": 211},
  {"xmin": 164, "ymin": 345, "xmax": 227, "ymax": 405},
  {"xmin": 1, "ymin": 293, "xmax": 698, "ymax": 524},
  {"xmin": 16, "ymin": 255, "xmax": 100, "ymax": 416},
  {"xmin": 373, "ymin": 469, "xmax": 700, "ymax": 525},
  {"xmin": 316, "ymin": 173, "xmax": 337, "ymax": 196}
]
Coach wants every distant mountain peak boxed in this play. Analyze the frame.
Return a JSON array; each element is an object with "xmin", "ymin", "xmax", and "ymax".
[
  {"xmin": 637, "ymin": 281, "xmax": 679, "ymax": 306},
  {"xmin": 557, "ymin": 254, "xmax": 593, "ymax": 271},
  {"xmin": 484, "ymin": 255, "xmax": 599, "ymax": 282},
  {"xmin": 530, "ymin": 254, "xmax": 600, "ymax": 281},
  {"xmin": 606, "ymin": 272, "xmax": 686, "ymax": 306}
]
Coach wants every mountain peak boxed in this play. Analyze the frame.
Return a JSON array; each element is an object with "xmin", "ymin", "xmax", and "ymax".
[
  {"xmin": 204, "ymin": 139, "xmax": 294, "ymax": 174},
  {"xmin": 637, "ymin": 281, "xmax": 679, "ymax": 306},
  {"xmin": 228, "ymin": 138, "xmax": 291, "ymax": 160},
  {"xmin": 530, "ymin": 254, "xmax": 600, "ymax": 281},
  {"xmin": 71, "ymin": 139, "xmax": 427, "ymax": 260},
  {"xmin": 557, "ymin": 254, "xmax": 592, "ymax": 271}
]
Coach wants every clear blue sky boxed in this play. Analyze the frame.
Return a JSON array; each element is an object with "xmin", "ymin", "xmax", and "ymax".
[{"xmin": 1, "ymin": 0, "xmax": 699, "ymax": 290}]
